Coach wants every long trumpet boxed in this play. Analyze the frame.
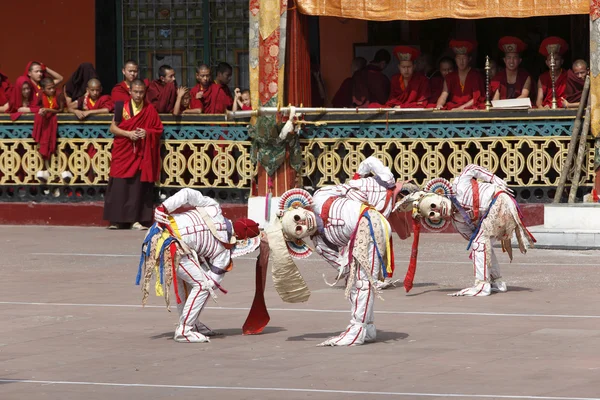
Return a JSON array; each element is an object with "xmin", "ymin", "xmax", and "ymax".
[
  {"xmin": 225, "ymin": 106, "xmax": 431, "ymax": 120},
  {"xmin": 550, "ymin": 52, "xmax": 558, "ymax": 109}
]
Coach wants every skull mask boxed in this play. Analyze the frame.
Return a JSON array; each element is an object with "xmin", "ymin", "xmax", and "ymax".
[
  {"xmin": 281, "ymin": 208, "xmax": 318, "ymax": 240},
  {"xmin": 417, "ymin": 193, "xmax": 453, "ymax": 222}
]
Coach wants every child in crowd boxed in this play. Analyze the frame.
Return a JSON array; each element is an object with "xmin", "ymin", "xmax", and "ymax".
[
  {"xmin": 233, "ymin": 88, "xmax": 252, "ymax": 111},
  {"xmin": 70, "ymin": 78, "xmax": 114, "ymax": 120}
]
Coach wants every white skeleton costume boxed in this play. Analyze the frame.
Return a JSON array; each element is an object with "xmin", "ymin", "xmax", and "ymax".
[
  {"xmin": 397, "ymin": 164, "xmax": 536, "ymax": 296},
  {"xmin": 273, "ymin": 187, "xmax": 394, "ymax": 346},
  {"xmin": 136, "ymin": 188, "xmax": 261, "ymax": 343}
]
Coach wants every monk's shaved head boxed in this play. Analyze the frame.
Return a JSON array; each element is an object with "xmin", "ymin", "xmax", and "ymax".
[
  {"xmin": 87, "ymin": 78, "xmax": 102, "ymax": 88},
  {"xmin": 123, "ymin": 59, "xmax": 138, "ymax": 69},
  {"xmin": 573, "ymin": 59, "xmax": 588, "ymax": 69},
  {"xmin": 131, "ymin": 79, "xmax": 146, "ymax": 89},
  {"xmin": 196, "ymin": 64, "xmax": 210, "ymax": 73}
]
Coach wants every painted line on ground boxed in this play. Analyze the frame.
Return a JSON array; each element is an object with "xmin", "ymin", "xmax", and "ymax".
[
  {"xmin": 0, "ymin": 379, "xmax": 596, "ymax": 399},
  {"xmin": 28, "ymin": 253, "xmax": 599, "ymax": 267},
  {"xmin": 0, "ymin": 301, "xmax": 599, "ymax": 319}
]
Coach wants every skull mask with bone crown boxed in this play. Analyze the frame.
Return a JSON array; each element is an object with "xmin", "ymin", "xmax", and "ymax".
[{"xmin": 280, "ymin": 207, "xmax": 318, "ymax": 240}]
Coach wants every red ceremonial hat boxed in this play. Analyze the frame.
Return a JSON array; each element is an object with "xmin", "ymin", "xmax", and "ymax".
[
  {"xmin": 233, "ymin": 218, "xmax": 260, "ymax": 240},
  {"xmin": 539, "ymin": 36, "xmax": 568, "ymax": 57},
  {"xmin": 393, "ymin": 46, "xmax": 421, "ymax": 62},
  {"xmin": 498, "ymin": 36, "xmax": 527, "ymax": 54},
  {"xmin": 449, "ymin": 40, "xmax": 477, "ymax": 55}
]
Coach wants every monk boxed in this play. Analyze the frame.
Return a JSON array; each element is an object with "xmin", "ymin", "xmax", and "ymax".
[
  {"xmin": 62, "ymin": 63, "xmax": 98, "ymax": 109},
  {"xmin": 202, "ymin": 62, "xmax": 234, "ymax": 114},
  {"xmin": 146, "ymin": 64, "xmax": 177, "ymax": 113},
  {"xmin": 373, "ymin": 46, "xmax": 430, "ymax": 108},
  {"xmin": 25, "ymin": 62, "xmax": 63, "ymax": 101},
  {"xmin": 6, "ymin": 76, "xmax": 34, "ymax": 120},
  {"xmin": 0, "ymin": 71, "xmax": 11, "ymax": 112},
  {"xmin": 189, "ymin": 64, "xmax": 212, "ymax": 111},
  {"xmin": 491, "ymin": 37, "xmax": 531, "ymax": 101},
  {"xmin": 71, "ymin": 78, "xmax": 114, "ymax": 120},
  {"xmin": 562, "ymin": 59, "xmax": 588, "ymax": 109},
  {"xmin": 103, "ymin": 79, "xmax": 163, "ymax": 230},
  {"xmin": 428, "ymin": 57, "xmax": 455, "ymax": 106},
  {"xmin": 111, "ymin": 60, "xmax": 139, "ymax": 104},
  {"xmin": 331, "ymin": 57, "xmax": 367, "ymax": 107},
  {"xmin": 435, "ymin": 40, "xmax": 485, "ymax": 110},
  {"xmin": 173, "ymin": 86, "xmax": 192, "ymax": 115},
  {"xmin": 352, "ymin": 49, "xmax": 392, "ymax": 106},
  {"xmin": 233, "ymin": 88, "xmax": 252, "ymax": 111},
  {"xmin": 536, "ymin": 36, "xmax": 569, "ymax": 109}
]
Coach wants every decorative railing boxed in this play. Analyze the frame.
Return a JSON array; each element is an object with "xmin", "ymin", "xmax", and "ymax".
[{"xmin": 0, "ymin": 109, "xmax": 593, "ymax": 204}]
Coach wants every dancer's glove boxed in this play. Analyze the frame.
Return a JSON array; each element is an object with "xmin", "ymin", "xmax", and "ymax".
[{"xmin": 154, "ymin": 205, "xmax": 170, "ymax": 225}]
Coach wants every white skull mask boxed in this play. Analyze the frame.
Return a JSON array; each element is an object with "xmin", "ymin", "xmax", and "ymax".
[
  {"xmin": 281, "ymin": 208, "xmax": 318, "ymax": 240},
  {"xmin": 417, "ymin": 193, "xmax": 453, "ymax": 222}
]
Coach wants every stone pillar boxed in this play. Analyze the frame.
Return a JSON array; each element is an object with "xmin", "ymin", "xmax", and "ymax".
[{"xmin": 590, "ymin": 5, "xmax": 600, "ymax": 194}]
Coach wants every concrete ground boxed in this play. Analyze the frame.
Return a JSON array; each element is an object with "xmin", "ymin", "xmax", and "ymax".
[{"xmin": 1, "ymin": 226, "xmax": 599, "ymax": 400}]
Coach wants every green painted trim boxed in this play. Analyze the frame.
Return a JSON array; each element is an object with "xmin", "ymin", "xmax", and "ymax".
[
  {"xmin": 203, "ymin": 0, "xmax": 210, "ymax": 65},
  {"xmin": 116, "ymin": 0, "xmax": 124, "ymax": 78}
]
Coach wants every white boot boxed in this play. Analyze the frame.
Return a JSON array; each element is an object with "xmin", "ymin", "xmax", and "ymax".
[
  {"xmin": 174, "ymin": 325, "xmax": 210, "ymax": 343},
  {"xmin": 491, "ymin": 279, "xmax": 508, "ymax": 293},
  {"xmin": 36, "ymin": 170, "xmax": 50, "ymax": 182},
  {"xmin": 61, "ymin": 171, "xmax": 73, "ymax": 183},
  {"xmin": 449, "ymin": 280, "xmax": 491, "ymax": 297}
]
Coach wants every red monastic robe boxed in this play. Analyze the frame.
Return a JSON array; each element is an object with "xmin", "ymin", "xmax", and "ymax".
[
  {"xmin": 111, "ymin": 81, "xmax": 131, "ymax": 104},
  {"xmin": 77, "ymin": 94, "xmax": 114, "ymax": 112},
  {"xmin": 202, "ymin": 82, "xmax": 233, "ymax": 114},
  {"xmin": 0, "ymin": 70, "xmax": 11, "ymax": 106},
  {"xmin": 241, "ymin": 104, "xmax": 252, "ymax": 111},
  {"xmin": 491, "ymin": 68, "xmax": 531, "ymax": 99},
  {"xmin": 443, "ymin": 69, "xmax": 485, "ymax": 110},
  {"xmin": 384, "ymin": 72, "xmax": 430, "ymax": 108},
  {"xmin": 23, "ymin": 61, "xmax": 44, "ymax": 100},
  {"xmin": 110, "ymin": 101, "xmax": 163, "ymax": 183},
  {"xmin": 145, "ymin": 80, "xmax": 177, "ymax": 113},
  {"xmin": 32, "ymin": 94, "xmax": 60, "ymax": 159},
  {"xmin": 564, "ymin": 69, "xmax": 585, "ymax": 103},
  {"xmin": 189, "ymin": 83, "xmax": 210, "ymax": 110},
  {"xmin": 539, "ymin": 69, "xmax": 568, "ymax": 107},
  {"xmin": 428, "ymin": 75, "xmax": 444, "ymax": 107},
  {"xmin": 352, "ymin": 65, "xmax": 390, "ymax": 106},
  {"xmin": 332, "ymin": 77, "xmax": 354, "ymax": 108},
  {"xmin": 8, "ymin": 76, "xmax": 34, "ymax": 121}
]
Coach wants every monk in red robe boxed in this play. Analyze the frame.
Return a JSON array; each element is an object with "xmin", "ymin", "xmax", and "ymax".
[
  {"xmin": 492, "ymin": 37, "xmax": 532, "ymax": 101},
  {"xmin": 189, "ymin": 64, "xmax": 212, "ymax": 112},
  {"xmin": 352, "ymin": 49, "xmax": 391, "ymax": 106},
  {"xmin": 24, "ymin": 62, "xmax": 63, "ymax": 101},
  {"xmin": 62, "ymin": 63, "xmax": 98, "ymax": 109},
  {"xmin": 536, "ymin": 37, "xmax": 569, "ymax": 109},
  {"xmin": 111, "ymin": 60, "xmax": 139, "ymax": 104},
  {"xmin": 233, "ymin": 88, "xmax": 252, "ymax": 111},
  {"xmin": 371, "ymin": 46, "xmax": 430, "ymax": 108},
  {"xmin": 435, "ymin": 40, "xmax": 485, "ymax": 110},
  {"xmin": 6, "ymin": 76, "xmax": 34, "ymax": 120},
  {"xmin": 562, "ymin": 59, "xmax": 588, "ymax": 109},
  {"xmin": 0, "ymin": 70, "xmax": 11, "ymax": 112},
  {"xmin": 332, "ymin": 57, "xmax": 367, "ymax": 108},
  {"xmin": 71, "ymin": 78, "xmax": 114, "ymax": 119},
  {"xmin": 173, "ymin": 86, "xmax": 191, "ymax": 115},
  {"xmin": 428, "ymin": 57, "xmax": 455, "ymax": 107},
  {"xmin": 146, "ymin": 64, "xmax": 177, "ymax": 113},
  {"xmin": 32, "ymin": 77, "xmax": 62, "ymax": 179},
  {"xmin": 103, "ymin": 79, "xmax": 163, "ymax": 230},
  {"xmin": 202, "ymin": 62, "xmax": 234, "ymax": 114}
]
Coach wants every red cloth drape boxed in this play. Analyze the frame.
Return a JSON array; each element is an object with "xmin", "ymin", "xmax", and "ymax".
[{"xmin": 285, "ymin": 6, "xmax": 311, "ymax": 106}]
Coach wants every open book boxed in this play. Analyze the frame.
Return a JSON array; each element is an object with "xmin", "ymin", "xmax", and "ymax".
[{"xmin": 491, "ymin": 98, "xmax": 532, "ymax": 110}]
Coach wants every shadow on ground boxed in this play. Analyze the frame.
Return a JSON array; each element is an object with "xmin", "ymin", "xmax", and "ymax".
[
  {"xmin": 286, "ymin": 330, "xmax": 408, "ymax": 343},
  {"xmin": 150, "ymin": 326, "xmax": 286, "ymax": 340}
]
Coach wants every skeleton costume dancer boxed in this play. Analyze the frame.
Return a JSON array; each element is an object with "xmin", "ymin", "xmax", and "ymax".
[
  {"xmin": 274, "ymin": 186, "xmax": 394, "ymax": 346},
  {"xmin": 136, "ymin": 188, "xmax": 261, "ymax": 342},
  {"xmin": 397, "ymin": 164, "xmax": 536, "ymax": 296}
]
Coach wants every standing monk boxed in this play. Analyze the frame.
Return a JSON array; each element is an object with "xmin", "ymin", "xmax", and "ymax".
[
  {"xmin": 562, "ymin": 59, "xmax": 588, "ymax": 109},
  {"xmin": 377, "ymin": 46, "xmax": 430, "ymax": 108},
  {"xmin": 103, "ymin": 79, "xmax": 163, "ymax": 230},
  {"xmin": 352, "ymin": 49, "xmax": 392, "ymax": 106},
  {"xmin": 202, "ymin": 62, "xmax": 234, "ymax": 114},
  {"xmin": 146, "ymin": 64, "xmax": 177, "ymax": 113},
  {"xmin": 492, "ymin": 37, "xmax": 531, "ymax": 100},
  {"xmin": 189, "ymin": 64, "xmax": 212, "ymax": 112},
  {"xmin": 111, "ymin": 60, "xmax": 139, "ymax": 104},
  {"xmin": 536, "ymin": 37, "xmax": 569, "ymax": 109},
  {"xmin": 435, "ymin": 40, "xmax": 485, "ymax": 110},
  {"xmin": 70, "ymin": 78, "xmax": 114, "ymax": 120},
  {"xmin": 24, "ymin": 62, "xmax": 63, "ymax": 101}
]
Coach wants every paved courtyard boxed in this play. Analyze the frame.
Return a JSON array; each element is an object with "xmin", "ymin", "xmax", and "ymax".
[{"xmin": 1, "ymin": 225, "xmax": 599, "ymax": 400}]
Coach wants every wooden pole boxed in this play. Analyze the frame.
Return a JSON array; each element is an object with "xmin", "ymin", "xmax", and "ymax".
[
  {"xmin": 553, "ymin": 75, "xmax": 590, "ymax": 203},
  {"xmin": 568, "ymin": 104, "xmax": 592, "ymax": 203}
]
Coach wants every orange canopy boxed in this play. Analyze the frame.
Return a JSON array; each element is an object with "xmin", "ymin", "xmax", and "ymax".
[{"xmin": 296, "ymin": 0, "xmax": 588, "ymax": 21}]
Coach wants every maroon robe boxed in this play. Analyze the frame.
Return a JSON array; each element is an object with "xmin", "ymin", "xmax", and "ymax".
[
  {"xmin": 203, "ymin": 82, "xmax": 233, "ymax": 114},
  {"xmin": 352, "ymin": 65, "xmax": 391, "ymax": 106},
  {"xmin": 428, "ymin": 75, "xmax": 444, "ymax": 107},
  {"xmin": 23, "ymin": 61, "xmax": 44, "ymax": 101},
  {"xmin": 7, "ymin": 76, "xmax": 34, "ymax": 121},
  {"xmin": 145, "ymin": 80, "xmax": 177, "ymax": 113},
  {"xmin": 332, "ymin": 77, "xmax": 354, "ymax": 108},
  {"xmin": 189, "ymin": 83, "xmax": 210, "ymax": 110},
  {"xmin": 32, "ymin": 94, "xmax": 60, "ymax": 160},
  {"xmin": 491, "ymin": 68, "xmax": 531, "ymax": 99},
  {"xmin": 444, "ymin": 69, "xmax": 485, "ymax": 110},
  {"xmin": 111, "ymin": 81, "xmax": 131, "ymax": 104},
  {"xmin": 539, "ymin": 69, "xmax": 568, "ymax": 107},
  {"xmin": 384, "ymin": 72, "xmax": 430, "ymax": 108},
  {"xmin": 0, "ymin": 70, "xmax": 11, "ymax": 106},
  {"xmin": 564, "ymin": 69, "xmax": 585, "ymax": 103},
  {"xmin": 77, "ymin": 94, "xmax": 114, "ymax": 112},
  {"xmin": 110, "ymin": 101, "xmax": 163, "ymax": 182}
]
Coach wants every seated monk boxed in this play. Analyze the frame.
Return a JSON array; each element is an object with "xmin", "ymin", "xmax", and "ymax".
[
  {"xmin": 370, "ymin": 45, "xmax": 430, "ymax": 108},
  {"xmin": 536, "ymin": 36, "xmax": 569, "ymax": 109},
  {"xmin": 331, "ymin": 57, "xmax": 366, "ymax": 108},
  {"xmin": 562, "ymin": 59, "xmax": 588, "ymax": 109},
  {"xmin": 352, "ymin": 49, "xmax": 392, "ymax": 106},
  {"xmin": 173, "ymin": 86, "xmax": 193, "ymax": 115},
  {"xmin": 111, "ymin": 60, "xmax": 139, "ymax": 104},
  {"xmin": 492, "ymin": 36, "xmax": 532, "ymax": 101},
  {"xmin": 71, "ymin": 78, "xmax": 114, "ymax": 120},
  {"xmin": 0, "ymin": 70, "xmax": 11, "ymax": 112},
  {"xmin": 6, "ymin": 76, "xmax": 34, "ymax": 120},
  {"xmin": 63, "ymin": 63, "xmax": 98, "ymax": 109},
  {"xmin": 189, "ymin": 64, "xmax": 212, "ymax": 112},
  {"xmin": 202, "ymin": 62, "xmax": 234, "ymax": 114},
  {"xmin": 428, "ymin": 57, "xmax": 455, "ymax": 106},
  {"xmin": 146, "ymin": 64, "xmax": 177, "ymax": 113},
  {"xmin": 435, "ymin": 40, "xmax": 485, "ymax": 110},
  {"xmin": 24, "ymin": 61, "xmax": 63, "ymax": 101},
  {"xmin": 233, "ymin": 88, "xmax": 252, "ymax": 111}
]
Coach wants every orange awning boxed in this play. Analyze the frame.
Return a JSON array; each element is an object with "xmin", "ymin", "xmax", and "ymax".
[{"xmin": 296, "ymin": 0, "xmax": 589, "ymax": 21}]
